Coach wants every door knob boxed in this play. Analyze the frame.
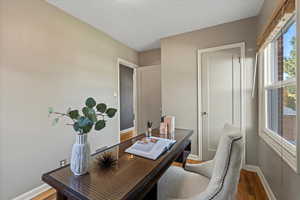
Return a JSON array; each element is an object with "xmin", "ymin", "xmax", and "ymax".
[{"xmin": 202, "ymin": 112, "xmax": 208, "ymax": 116}]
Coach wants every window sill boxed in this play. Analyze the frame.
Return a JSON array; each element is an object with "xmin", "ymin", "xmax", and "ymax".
[
  {"xmin": 259, "ymin": 130, "xmax": 298, "ymax": 173},
  {"xmin": 263, "ymin": 128, "xmax": 296, "ymax": 156}
]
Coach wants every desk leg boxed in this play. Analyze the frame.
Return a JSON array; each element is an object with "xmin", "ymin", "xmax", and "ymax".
[
  {"xmin": 143, "ymin": 183, "xmax": 157, "ymax": 200},
  {"xmin": 183, "ymin": 141, "xmax": 191, "ymax": 168},
  {"xmin": 175, "ymin": 140, "xmax": 191, "ymax": 165},
  {"xmin": 57, "ymin": 191, "xmax": 68, "ymax": 200}
]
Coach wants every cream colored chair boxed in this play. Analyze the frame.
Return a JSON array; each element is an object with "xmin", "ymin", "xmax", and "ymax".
[{"xmin": 158, "ymin": 124, "xmax": 243, "ymax": 200}]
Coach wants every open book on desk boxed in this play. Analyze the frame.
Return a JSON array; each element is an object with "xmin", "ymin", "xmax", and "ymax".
[{"xmin": 125, "ymin": 137, "xmax": 176, "ymax": 160}]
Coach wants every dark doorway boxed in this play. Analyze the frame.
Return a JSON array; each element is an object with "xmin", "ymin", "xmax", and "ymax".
[{"xmin": 119, "ymin": 64, "xmax": 135, "ymax": 131}]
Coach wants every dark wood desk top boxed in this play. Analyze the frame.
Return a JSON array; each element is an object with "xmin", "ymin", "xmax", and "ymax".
[{"xmin": 42, "ymin": 129, "xmax": 193, "ymax": 200}]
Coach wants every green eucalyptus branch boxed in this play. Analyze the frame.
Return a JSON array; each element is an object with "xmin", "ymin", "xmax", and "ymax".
[
  {"xmin": 48, "ymin": 97, "xmax": 117, "ymax": 135},
  {"xmin": 96, "ymin": 113, "xmax": 108, "ymax": 116},
  {"xmin": 53, "ymin": 112, "xmax": 68, "ymax": 116}
]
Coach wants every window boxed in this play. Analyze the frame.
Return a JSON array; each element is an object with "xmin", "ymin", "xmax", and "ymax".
[
  {"xmin": 260, "ymin": 17, "xmax": 298, "ymax": 171},
  {"xmin": 263, "ymin": 19, "xmax": 297, "ymax": 146},
  {"xmin": 257, "ymin": 0, "xmax": 298, "ymax": 172}
]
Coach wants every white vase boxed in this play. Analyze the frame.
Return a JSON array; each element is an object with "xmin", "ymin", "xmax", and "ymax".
[{"xmin": 70, "ymin": 134, "xmax": 90, "ymax": 176}]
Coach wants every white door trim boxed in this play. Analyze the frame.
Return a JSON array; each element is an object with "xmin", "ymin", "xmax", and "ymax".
[
  {"xmin": 197, "ymin": 42, "xmax": 246, "ymax": 166},
  {"xmin": 117, "ymin": 58, "xmax": 138, "ymax": 142}
]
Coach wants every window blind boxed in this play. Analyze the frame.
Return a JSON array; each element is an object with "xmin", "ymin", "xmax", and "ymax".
[{"xmin": 257, "ymin": 0, "xmax": 295, "ymax": 50}]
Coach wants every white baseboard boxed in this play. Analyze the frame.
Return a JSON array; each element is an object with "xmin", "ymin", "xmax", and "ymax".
[
  {"xmin": 120, "ymin": 127, "xmax": 135, "ymax": 134},
  {"xmin": 244, "ymin": 165, "xmax": 277, "ymax": 200},
  {"xmin": 243, "ymin": 164, "xmax": 260, "ymax": 172},
  {"xmin": 187, "ymin": 154, "xmax": 201, "ymax": 161},
  {"xmin": 12, "ymin": 184, "xmax": 52, "ymax": 200}
]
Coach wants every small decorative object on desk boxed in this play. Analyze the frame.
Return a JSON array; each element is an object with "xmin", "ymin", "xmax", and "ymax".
[
  {"xmin": 48, "ymin": 97, "xmax": 117, "ymax": 176},
  {"xmin": 159, "ymin": 117, "xmax": 168, "ymax": 134},
  {"xmin": 96, "ymin": 152, "xmax": 117, "ymax": 169},
  {"xmin": 164, "ymin": 116, "xmax": 175, "ymax": 134},
  {"xmin": 71, "ymin": 134, "xmax": 90, "ymax": 176},
  {"xmin": 147, "ymin": 121, "xmax": 153, "ymax": 137}
]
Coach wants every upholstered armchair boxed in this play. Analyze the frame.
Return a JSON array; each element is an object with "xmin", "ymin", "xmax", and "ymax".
[{"xmin": 158, "ymin": 124, "xmax": 243, "ymax": 200}]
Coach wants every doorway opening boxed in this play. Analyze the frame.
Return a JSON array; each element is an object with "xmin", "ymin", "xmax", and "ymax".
[
  {"xmin": 197, "ymin": 42, "xmax": 246, "ymax": 165},
  {"xmin": 117, "ymin": 58, "xmax": 137, "ymax": 142}
]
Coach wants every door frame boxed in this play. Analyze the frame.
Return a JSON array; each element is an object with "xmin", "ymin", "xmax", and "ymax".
[
  {"xmin": 197, "ymin": 42, "xmax": 246, "ymax": 165},
  {"xmin": 117, "ymin": 58, "xmax": 138, "ymax": 141}
]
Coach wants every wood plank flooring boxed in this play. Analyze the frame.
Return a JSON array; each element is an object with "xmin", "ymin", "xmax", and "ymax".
[
  {"xmin": 120, "ymin": 130, "xmax": 135, "ymax": 142},
  {"xmin": 31, "ymin": 188, "xmax": 56, "ymax": 200},
  {"xmin": 237, "ymin": 170, "xmax": 269, "ymax": 200}
]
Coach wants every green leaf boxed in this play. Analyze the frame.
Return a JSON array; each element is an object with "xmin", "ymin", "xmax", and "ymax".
[
  {"xmin": 82, "ymin": 107, "xmax": 89, "ymax": 117},
  {"xmin": 69, "ymin": 110, "xmax": 79, "ymax": 119},
  {"xmin": 82, "ymin": 123, "xmax": 93, "ymax": 133},
  {"xmin": 73, "ymin": 122, "xmax": 80, "ymax": 132},
  {"xmin": 77, "ymin": 116, "xmax": 93, "ymax": 134},
  {"xmin": 85, "ymin": 97, "xmax": 96, "ymax": 108},
  {"xmin": 106, "ymin": 108, "xmax": 117, "ymax": 118},
  {"xmin": 52, "ymin": 117, "xmax": 59, "ymax": 126},
  {"xmin": 82, "ymin": 107, "xmax": 97, "ymax": 122},
  {"xmin": 78, "ymin": 116, "xmax": 93, "ymax": 128},
  {"xmin": 90, "ymin": 112, "xmax": 97, "ymax": 123},
  {"xmin": 95, "ymin": 120, "xmax": 106, "ymax": 131},
  {"xmin": 96, "ymin": 103, "xmax": 107, "ymax": 113}
]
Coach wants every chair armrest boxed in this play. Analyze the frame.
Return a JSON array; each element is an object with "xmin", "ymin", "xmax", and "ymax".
[{"xmin": 184, "ymin": 160, "xmax": 214, "ymax": 178}]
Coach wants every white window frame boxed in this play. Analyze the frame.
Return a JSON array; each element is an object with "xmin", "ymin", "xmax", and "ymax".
[{"xmin": 258, "ymin": 14, "xmax": 299, "ymax": 173}]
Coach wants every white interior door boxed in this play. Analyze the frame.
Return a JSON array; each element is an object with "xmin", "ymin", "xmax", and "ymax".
[
  {"xmin": 137, "ymin": 65, "xmax": 161, "ymax": 134},
  {"xmin": 201, "ymin": 47, "xmax": 241, "ymax": 161}
]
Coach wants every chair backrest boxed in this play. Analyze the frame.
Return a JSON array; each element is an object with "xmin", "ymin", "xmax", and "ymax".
[{"xmin": 199, "ymin": 124, "xmax": 243, "ymax": 200}]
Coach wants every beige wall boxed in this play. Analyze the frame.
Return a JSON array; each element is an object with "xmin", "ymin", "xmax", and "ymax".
[
  {"xmin": 256, "ymin": 0, "xmax": 300, "ymax": 199},
  {"xmin": 138, "ymin": 48, "xmax": 161, "ymax": 66},
  {"xmin": 0, "ymin": 0, "xmax": 138, "ymax": 199},
  {"xmin": 161, "ymin": 17, "xmax": 258, "ymax": 164}
]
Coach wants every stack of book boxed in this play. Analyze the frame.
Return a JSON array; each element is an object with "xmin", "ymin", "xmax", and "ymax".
[{"xmin": 125, "ymin": 137, "xmax": 176, "ymax": 160}]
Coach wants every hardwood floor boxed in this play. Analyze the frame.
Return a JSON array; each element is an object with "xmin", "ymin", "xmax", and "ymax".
[
  {"xmin": 237, "ymin": 170, "xmax": 268, "ymax": 200},
  {"xmin": 120, "ymin": 130, "xmax": 136, "ymax": 142},
  {"xmin": 34, "ymin": 135, "xmax": 268, "ymax": 200},
  {"xmin": 31, "ymin": 188, "xmax": 56, "ymax": 200}
]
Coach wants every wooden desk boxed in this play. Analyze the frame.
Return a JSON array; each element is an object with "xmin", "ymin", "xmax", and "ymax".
[{"xmin": 42, "ymin": 129, "xmax": 193, "ymax": 200}]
